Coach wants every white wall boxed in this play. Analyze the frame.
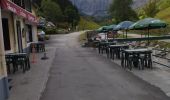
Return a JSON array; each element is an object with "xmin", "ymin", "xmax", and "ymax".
[{"xmin": 0, "ymin": 8, "xmax": 7, "ymax": 79}]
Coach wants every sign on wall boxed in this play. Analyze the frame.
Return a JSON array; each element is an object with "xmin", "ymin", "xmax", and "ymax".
[{"xmin": 0, "ymin": 0, "xmax": 38, "ymax": 24}]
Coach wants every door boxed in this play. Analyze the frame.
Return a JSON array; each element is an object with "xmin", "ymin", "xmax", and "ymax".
[
  {"xmin": 2, "ymin": 18, "xmax": 11, "ymax": 51},
  {"xmin": 16, "ymin": 21, "xmax": 23, "ymax": 53},
  {"xmin": 28, "ymin": 25, "xmax": 33, "ymax": 42}
]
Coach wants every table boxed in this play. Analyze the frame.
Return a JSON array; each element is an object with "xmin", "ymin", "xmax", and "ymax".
[
  {"xmin": 5, "ymin": 53, "xmax": 30, "ymax": 74},
  {"xmin": 98, "ymin": 42, "xmax": 116, "ymax": 54},
  {"xmin": 30, "ymin": 42, "xmax": 45, "ymax": 53},
  {"xmin": 121, "ymin": 48, "xmax": 152, "ymax": 70},
  {"xmin": 108, "ymin": 44, "xmax": 129, "ymax": 59},
  {"xmin": 92, "ymin": 40, "xmax": 100, "ymax": 48}
]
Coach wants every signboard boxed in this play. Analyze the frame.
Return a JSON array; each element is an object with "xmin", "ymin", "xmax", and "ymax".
[{"xmin": 1, "ymin": 0, "xmax": 38, "ymax": 24}]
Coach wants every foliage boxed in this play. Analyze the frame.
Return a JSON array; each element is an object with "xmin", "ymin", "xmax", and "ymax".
[
  {"xmin": 138, "ymin": 9, "xmax": 147, "ymax": 19},
  {"xmin": 52, "ymin": 0, "xmax": 76, "ymax": 12},
  {"xmin": 158, "ymin": 0, "xmax": 170, "ymax": 10},
  {"xmin": 45, "ymin": 28, "xmax": 57, "ymax": 35},
  {"xmin": 35, "ymin": 0, "xmax": 80, "ymax": 30},
  {"xmin": 45, "ymin": 28, "xmax": 69, "ymax": 35},
  {"xmin": 155, "ymin": 7, "xmax": 170, "ymax": 23},
  {"xmin": 142, "ymin": 0, "xmax": 159, "ymax": 17},
  {"xmin": 78, "ymin": 17, "xmax": 100, "ymax": 30},
  {"xmin": 64, "ymin": 6, "xmax": 80, "ymax": 29},
  {"xmin": 41, "ymin": 0, "xmax": 63, "ymax": 24},
  {"xmin": 98, "ymin": 18, "xmax": 116, "ymax": 26},
  {"xmin": 79, "ymin": 32, "xmax": 87, "ymax": 43},
  {"xmin": 109, "ymin": 0, "xmax": 138, "ymax": 23},
  {"xmin": 51, "ymin": 0, "xmax": 80, "ymax": 29}
]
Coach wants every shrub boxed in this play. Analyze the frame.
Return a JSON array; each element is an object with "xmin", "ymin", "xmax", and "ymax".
[
  {"xmin": 45, "ymin": 28, "xmax": 58, "ymax": 35},
  {"xmin": 45, "ymin": 28, "xmax": 69, "ymax": 35}
]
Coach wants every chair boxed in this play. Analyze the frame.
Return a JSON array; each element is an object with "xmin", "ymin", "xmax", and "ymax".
[{"xmin": 5, "ymin": 55, "xmax": 13, "ymax": 74}]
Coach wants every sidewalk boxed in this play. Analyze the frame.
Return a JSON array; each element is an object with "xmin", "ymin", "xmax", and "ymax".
[
  {"xmin": 8, "ymin": 46, "xmax": 56, "ymax": 100},
  {"xmin": 95, "ymin": 47, "xmax": 170, "ymax": 97},
  {"xmin": 110, "ymin": 55, "xmax": 170, "ymax": 97}
]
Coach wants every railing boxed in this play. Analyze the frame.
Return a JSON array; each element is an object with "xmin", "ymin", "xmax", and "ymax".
[
  {"xmin": 114, "ymin": 36, "xmax": 170, "ymax": 42},
  {"xmin": 152, "ymin": 49, "xmax": 170, "ymax": 68}
]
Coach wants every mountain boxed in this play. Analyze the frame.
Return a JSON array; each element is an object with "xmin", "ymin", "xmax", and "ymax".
[
  {"xmin": 70, "ymin": 0, "xmax": 112, "ymax": 17},
  {"xmin": 69, "ymin": 0, "xmax": 149, "ymax": 17},
  {"xmin": 132, "ymin": 0, "xmax": 149, "ymax": 8}
]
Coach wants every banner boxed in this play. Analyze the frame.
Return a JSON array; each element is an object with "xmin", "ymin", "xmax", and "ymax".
[{"xmin": 1, "ymin": 0, "xmax": 38, "ymax": 24}]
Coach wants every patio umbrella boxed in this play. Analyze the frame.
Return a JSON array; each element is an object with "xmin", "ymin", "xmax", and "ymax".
[
  {"xmin": 104, "ymin": 24, "xmax": 117, "ymax": 39},
  {"xmin": 96, "ymin": 25, "xmax": 117, "ymax": 40},
  {"xmin": 105, "ymin": 24, "xmax": 117, "ymax": 31},
  {"xmin": 96, "ymin": 26, "xmax": 108, "ymax": 33},
  {"xmin": 129, "ymin": 18, "xmax": 167, "ymax": 45},
  {"xmin": 129, "ymin": 18, "xmax": 167, "ymax": 30},
  {"xmin": 115, "ymin": 21, "xmax": 134, "ymax": 38}
]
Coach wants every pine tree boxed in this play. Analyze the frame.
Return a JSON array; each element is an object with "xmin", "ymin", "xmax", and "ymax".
[
  {"xmin": 143, "ymin": 0, "xmax": 159, "ymax": 17},
  {"xmin": 41, "ymin": 0, "xmax": 63, "ymax": 24},
  {"xmin": 109, "ymin": 0, "xmax": 138, "ymax": 23}
]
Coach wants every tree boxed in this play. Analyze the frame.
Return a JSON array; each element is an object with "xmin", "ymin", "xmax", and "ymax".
[
  {"xmin": 64, "ymin": 6, "xmax": 80, "ymax": 29},
  {"xmin": 52, "ymin": 0, "xmax": 74, "ymax": 12},
  {"xmin": 143, "ymin": 0, "xmax": 159, "ymax": 17},
  {"xmin": 109, "ymin": 0, "xmax": 138, "ymax": 23},
  {"xmin": 158, "ymin": 0, "xmax": 170, "ymax": 10},
  {"xmin": 41, "ymin": 0, "xmax": 63, "ymax": 25}
]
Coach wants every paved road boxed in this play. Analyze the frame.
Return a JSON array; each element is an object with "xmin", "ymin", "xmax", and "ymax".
[{"xmin": 40, "ymin": 32, "xmax": 170, "ymax": 100}]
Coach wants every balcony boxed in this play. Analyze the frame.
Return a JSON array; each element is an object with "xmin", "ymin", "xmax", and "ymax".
[{"xmin": 11, "ymin": 0, "xmax": 32, "ymax": 12}]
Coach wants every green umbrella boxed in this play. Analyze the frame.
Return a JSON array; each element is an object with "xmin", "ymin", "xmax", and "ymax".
[
  {"xmin": 129, "ymin": 18, "xmax": 167, "ymax": 45},
  {"xmin": 96, "ymin": 26, "xmax": 108, "ymax": 33},
  {"xmin": 104, "ymin": 24, "xmax": 117, "ymax": 31},
  {"xmin": 129, "ymin": 18, "xmax": 167, "ymax": 30},
  {"xmin": 96, "ymin": 25, "xmax": 117, "ymax": 40},
  {"xmin": 96, "ymin": 25, "xmax": 117, "ymax": 33}
]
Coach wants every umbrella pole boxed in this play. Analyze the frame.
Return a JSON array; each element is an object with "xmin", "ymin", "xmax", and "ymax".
[
  {"xmin": 126, "ymin": 30, "xmax": 127, "ymax": 39},
  {"xmin": 105, "ymin": 32, "xmax": 107, "ymax": 41},
  {"xmin": 123, "ymin": 31, "xmax": 124, "ymax": 38},
  {"xmin": 147, "ymin": 28, "xmax": 150, "ymax": 46}
]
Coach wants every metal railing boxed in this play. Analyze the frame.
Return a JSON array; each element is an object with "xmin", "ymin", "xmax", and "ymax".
[{"xmin": 152, "ymin": 49, "xmax": 170, "ymax": 68}]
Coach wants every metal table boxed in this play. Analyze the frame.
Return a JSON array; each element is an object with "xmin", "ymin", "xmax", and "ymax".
[
  {"xmin": 121, "ymin": 48, "xmax": 152, "ymax": 70},
  {"xmin": 30, "ymin": 42, "xmax": 45, "ymax": 53},
  {"xmin": 98, "ymin": 41, "xmax": 116, "ymax": 54},
  {"xmin": 108, "ymin": 44, "xmax": 129, "ymax": 59},
  {"xmin": 5, "ymin": 53, "xmax": 30, "ymax": 74}
]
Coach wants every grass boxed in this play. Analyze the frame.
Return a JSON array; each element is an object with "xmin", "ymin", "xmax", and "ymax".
[
  {"xmin": 78, "ymin": 17, "xmax": 100, "ymax": 30},
  {"xmin": 155, "ymin": 7, "xmax": 170, "ymax": 24},
  {"xmin": 78, "ymin": 31, "xmax": 87, "ymax": 44}
]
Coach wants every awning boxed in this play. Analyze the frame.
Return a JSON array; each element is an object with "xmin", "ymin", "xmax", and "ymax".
[{"xmin": 0, "ymin": 0, "xmax": 38, "ymax": 24}]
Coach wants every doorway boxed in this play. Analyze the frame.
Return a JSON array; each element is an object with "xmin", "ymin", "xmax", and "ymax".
[
  {"xmin": 2, "ymin": 18, "xmax": 11, "ymax": 51},
  {"xmin": 16, "ymin": 21, "xmax": 23, "ymax": 53},
  {"xmin": 27, "ymin": 25, "xmax": 33, "ymax": 42}
]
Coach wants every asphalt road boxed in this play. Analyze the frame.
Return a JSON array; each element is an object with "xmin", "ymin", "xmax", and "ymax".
[{"xmin": 40, "ymin": 32, "xmax": 170, "ymax": 100}]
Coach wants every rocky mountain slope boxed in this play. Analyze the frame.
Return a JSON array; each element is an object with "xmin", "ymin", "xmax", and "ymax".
[{"xmin": 69, "ymin": 0, "xmax": 149, "ymax": 17}]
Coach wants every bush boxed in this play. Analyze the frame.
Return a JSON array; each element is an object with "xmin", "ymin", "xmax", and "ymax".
[
  {"xmin": 45, "ymin": 28, "xmax": 69, "ymax": 35},
  {"xmin": 45, "ymin": 28, "xmax": 57, "ymax": 35},
  {"xmin": 45, "ymin": 35, "xmax": 50, "ymax": 40}
]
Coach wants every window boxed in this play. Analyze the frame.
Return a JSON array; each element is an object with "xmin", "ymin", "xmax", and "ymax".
[
  {"xmin": 24, "ymin": 0, "xmax": 32, "ymax": 12},
  {"xmin": 11, "ymin": 0, "xmax": 31, "ymax": 10},
  {"xmin": 12, "ymin": 0, "xmax": 22, "ymax": 7}
]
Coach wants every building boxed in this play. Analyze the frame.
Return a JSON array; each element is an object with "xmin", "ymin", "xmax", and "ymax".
[{"xmin": 0, "ymin": 0, "xmax": 38, "ymax": 100}]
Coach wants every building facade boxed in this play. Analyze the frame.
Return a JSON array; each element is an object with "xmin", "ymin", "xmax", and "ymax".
[{"xmin": 0, "ymin": 0, "xmax": 38, "ymax": 100}]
